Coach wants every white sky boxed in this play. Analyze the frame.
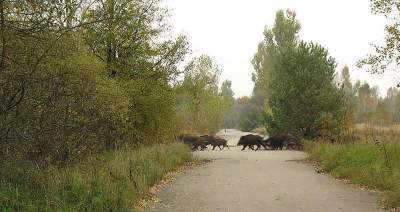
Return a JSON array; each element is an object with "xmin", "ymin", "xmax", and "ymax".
[{"xmin": 167, "ymin": 0, "xmax": 398, "ymax": 98}]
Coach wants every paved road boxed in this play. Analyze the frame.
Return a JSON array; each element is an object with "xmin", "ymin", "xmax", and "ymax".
[{"xmin": 145, "ymin": 129, "xmax": 386, "ymax": 212}]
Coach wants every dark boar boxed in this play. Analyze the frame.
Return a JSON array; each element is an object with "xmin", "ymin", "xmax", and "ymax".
[
  {"xmin": 178, "ymin": 134, "xmax": 197, "ymax": 145},
  {"xmin": 264, "ymin": 137, "xmax": 284, "ymax": 150},
  {"xmin": 200, "ymin": 135, "xmax": 217, "ymax": 146},
  {"xmin": 237, "ymin": 134, "xmax": 266, "ymax": 151},
  {"xmin": 191, "ymin": 137, "xmax": 208, "ymax": 151},
  {"xmin": 200, "ymin": 135, "xmax": 229, "ymax": 150},
  {"xmin": 178, "ymin": 134, "xmax": 207, "ymax": 151},
  {"xmin": 264, "ymin": 134, "xmax": 302, "ymax": 150},
  {"xmin": 213, "ymin": 138, "xmax": 229, "ymax": 150}
]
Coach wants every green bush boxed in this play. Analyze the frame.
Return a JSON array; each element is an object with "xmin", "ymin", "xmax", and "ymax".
[
  {"xmin": 306, "ymin": 142, "xmax": 400, "ymax": 208},
  {"xmin": 0, "ymin": 143, "xmax": 192, "ymax": 211}
]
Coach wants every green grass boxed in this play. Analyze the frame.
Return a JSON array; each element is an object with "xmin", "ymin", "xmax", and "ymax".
[
  {"xmin": 0, "ymin": 143, "xmax": 192, "ymax": 211},
  {"xmin": 305, "ymin": 142, "xmax": 400, "ymax": 208}
]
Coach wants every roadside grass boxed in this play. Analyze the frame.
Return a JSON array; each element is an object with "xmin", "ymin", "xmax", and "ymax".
[
  {"xmin": 0, "ymin": 143, "xmax": 192, "ymax": 211},
  {"xmin": 305, "ymin": 141, "xmax": 400, "ymax": 208}
]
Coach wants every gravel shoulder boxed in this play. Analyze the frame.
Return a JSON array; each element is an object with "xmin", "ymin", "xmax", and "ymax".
[{"xmin": 145, "ymin": 129, "xmax": 387, "ymax": 212}]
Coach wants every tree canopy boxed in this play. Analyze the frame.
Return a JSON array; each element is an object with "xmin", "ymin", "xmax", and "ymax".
[{"xmin": 358, "ymin": 0, "xmax": 400, "ymax": 80}]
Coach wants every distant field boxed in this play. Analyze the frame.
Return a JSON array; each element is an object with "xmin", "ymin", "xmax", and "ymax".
[
  {"xmin": 355, "ymin": 123, "xmax": 400, "ymax": 132},
  {"xmin": 353, "ymin": 124, "xmax": 400, "ymax": 143}
]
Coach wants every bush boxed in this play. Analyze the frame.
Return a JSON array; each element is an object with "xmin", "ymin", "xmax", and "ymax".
[
  {"xmin": 306, "ymin": 141, "xmax": 400, "ymax": 208},
  {"xmin": 0, "ymin": 51, "xmax": 133, "ymax": 167},
  {"xmin": 0, "ymin": 143, "xmax": 192, "ymax": 211}
]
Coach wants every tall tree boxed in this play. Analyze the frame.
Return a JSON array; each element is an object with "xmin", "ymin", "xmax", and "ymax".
[
  {"xmin": 220, "ymin": 80, "xmax": 235, "ymax": 128},
  {"xmin": 353, "ymin": 81, "xmax": 380, "ymax": 123},
  {"xmin": 266, "ymin": 42, "xmax": 347, "ymax": 138},
  {"xmin": 341, "ymin": 66, "xmax": 352, "ymax": 92},
  {"xmin": 83, "ymin": 0, "xmax": 188, "ymax": 140},
  {"xmin": 252, "ymin": 9, "xmax": 301, "ymax": 102},
  {"xmin": 340, "ymin": 65, "xmax": 356, "ymax": 129},
  {"xmin": 220, "ymin": 80, "xmax": 235, "ymax": 108},
  {"xmin": 247, "ymin": 10, "xmax": 301, "ymax": 131},
  {"xmin": 176, "ymin": 55, "xmax": 224, "ymax": 133}
]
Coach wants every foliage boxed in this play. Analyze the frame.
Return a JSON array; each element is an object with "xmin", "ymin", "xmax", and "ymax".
[
  {"xmin": 266, "ymin": 41, "xmax": 347, "ymax": 138},
  {"xmin": 220, "ymin": 80, "xmax": 235, "ymax": 128},
  {"xmin": 339, "ymin": 66, "xmax": 356, "ymax": 130},
  {"xmin": 221, "ymin": 96, "xmax": 265, "ymax": 132},
  {"xmin": 0, "ymin": 143, "xmax": 192, "ymax": 211},
  {"xmin": 251, "ymin": 9, "xmax": 301, "ymax": 105},
  {"xmin": 251, "ymin": 10, "xmax": 348, "ymax": 138},
  {"xmin": 235, "ymin": 97, "xmax": 264, "ymax": 131},
  {"xmin": 175, "ymin": 55, "xmax": 229, "ymax": 133},
  {"xmin": 238, "ymin": 10, "xmax": 302, "ymax": 133},
  {"xmin": 82, "ymin": 0, "xmax": 188, "ymax": 79},
  {"xmin": 0, "ymin": 0, "xmax": 189, "ymax": 166},
  {"xmin": 358, "ymin": 0, "xmax": 400, "ymax": 77},
  {"xmin": 306, "ymin": 141, "xmax": 400, "ymax": 208},
  {"xmin": 82, "ymin": 0, "xmax": 189, "ymax": 143}
]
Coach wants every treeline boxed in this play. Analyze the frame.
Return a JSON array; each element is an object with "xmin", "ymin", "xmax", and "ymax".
[
  {"xmin": 0, "ymin": 0, "xmax": 230, "ymax": 167},
  {"xmin": 341, "ymin": 66, "xmax": 400, "ymax": 126}
]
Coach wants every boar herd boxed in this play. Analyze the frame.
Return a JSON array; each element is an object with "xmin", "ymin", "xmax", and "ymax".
[
  {"xmin": 237, "ymin": 133, "xmax": 303, "ymax": 151},
  {"xmin": 177, "ymin": 133, "xmax": 303, "ymax": 151},
  {"xmin": 177, "ymin": 134, "xmax": 230, "ymax": 151}
]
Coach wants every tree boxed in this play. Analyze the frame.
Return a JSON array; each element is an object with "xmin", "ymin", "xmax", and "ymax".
[
  {"xmin": 83, "ymin": 0, "xmax": 188, "ymax": 78},
  {"xmin": 220, "ymin": 80, "xmax": 235, "ymax": 106},
  {"xmin": 358, "ymin": 0, "xmax": 400, "ymax": 80},
  {"xmin": 386, "ymin": 87, "xmax": 400, "ymax": 122},
  {"xmin": 220, "ymin": 80, "xmax": 235, "ymax": 128},
  {"xmin": 340, "ymin": 65, "xmax": 356, "ymax": 127},
  {"xmin": 265, "ymin": 42, "xmax": 347, "ymax": 138},
  {"xmin": 341, "ymin": 66, "xmax": 352, "ymax": 92},
  {"xmin": 175, "ymin": 55, "xmax": 224, "ymax": 133},
  {"xmin": 354, "ymin": 82, "xmax": 379, "ymax": 123},
  {"xmin": 247, "ymin": 10, "xmax": 302, "ymax": 131},
  {"xmin": 83, "ymin": 0, "xmax": 189, "ymax": 142},
  {"xmin": 252, "ymin": 9, "xmax": 301, "ymax": 102}
]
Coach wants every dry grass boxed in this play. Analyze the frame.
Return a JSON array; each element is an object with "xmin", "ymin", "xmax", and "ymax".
[{"xmin": 354, "ymin": 124, "xmax": 400, "ymax": 144}]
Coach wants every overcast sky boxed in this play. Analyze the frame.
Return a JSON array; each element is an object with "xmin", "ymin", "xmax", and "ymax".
[{"xmin": 167, "ymin": 0, "xmax": 397, "ymax": 97}]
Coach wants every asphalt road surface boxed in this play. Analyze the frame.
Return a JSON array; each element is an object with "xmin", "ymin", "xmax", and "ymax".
[{"xmin": 145, "ymin": 129, "xmax": 386, "ymax": 212}]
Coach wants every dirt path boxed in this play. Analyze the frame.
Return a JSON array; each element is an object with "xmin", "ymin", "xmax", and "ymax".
[{"xmin": 145, "ymin": 129, "xmax": 386, "ymax": 212}]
